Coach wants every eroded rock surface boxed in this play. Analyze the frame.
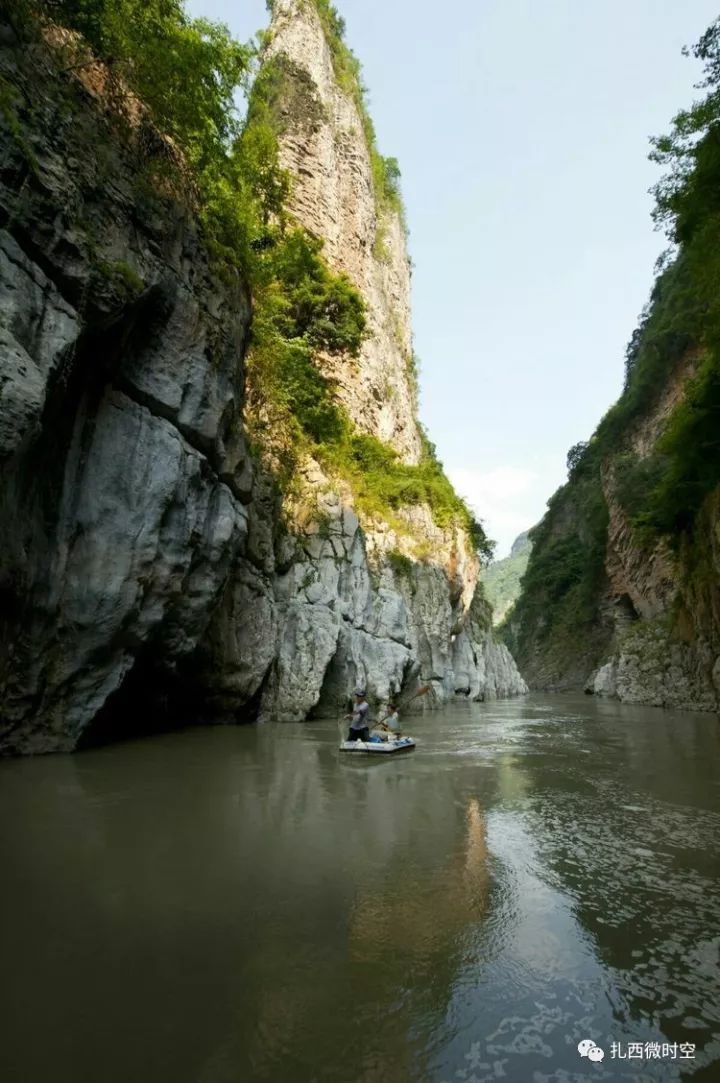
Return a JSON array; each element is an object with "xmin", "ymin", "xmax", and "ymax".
[
  {"xmin": 266, "ymin": 0, "xmax": 420, "ymax": 463},
  {"xmin": 0, "ymin": 16, "xmax": 526, "ymax": 755}
]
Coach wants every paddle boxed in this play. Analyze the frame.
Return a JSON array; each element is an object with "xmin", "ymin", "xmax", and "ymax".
[{"xmin": 338, "ymin": 683, "xmax": 433, "ymax": 742}]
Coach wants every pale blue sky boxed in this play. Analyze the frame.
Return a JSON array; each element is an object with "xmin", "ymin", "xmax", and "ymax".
[{"xmin": 190, "ymin": 0, "xmax": 718, "ymax": 555}]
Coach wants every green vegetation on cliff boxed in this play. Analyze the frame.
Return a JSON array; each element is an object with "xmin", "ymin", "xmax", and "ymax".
[
  {"xmin": 244, "ymin": 3, "xmax": 490, "ymax": 556},
  {"xmin": 263, "ymin": 0, "xmax": 404, "ymax": 231},
  {"xmin": 17, "ymin": 0, "xmax": 283, "ymax": 273},
  {"xmin": 483, "ymin": 533, "xmax": 531, "ymax": 625},
  {"xmin": 501, "ymin": 449, "xmax": 610, "ymax": 687},
  {"xmin": 16, "ymin": 1, "xmax": 485, "ymax": 555},
  {"xmin": 323, "ymin": 430, "xmax": 493, "ymax": 557},
  {"xmin": 505, "ymin": 17, "xmax": 720, "ymax": 685},
  {"xmin": 568, "ymin": 20, "xmax": 720, "ymax": 545},
  {"xmin": 246, "ymin": 226, "xmax": 492, "ymax": 556}
]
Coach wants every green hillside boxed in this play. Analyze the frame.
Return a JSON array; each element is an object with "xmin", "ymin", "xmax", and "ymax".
[{"xmin": 482, "ymin": 532, "xmax": 532, "ymax": 626}]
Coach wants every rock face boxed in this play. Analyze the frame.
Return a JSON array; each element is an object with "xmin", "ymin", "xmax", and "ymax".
[
  {"xmin": 0, "ymin": 28, "xmax": 256, "ymax": 752},
  {"xmin": 265, "ymin": 0, "xmax": 420, "ymax": 463},
  {"xmin": 0, "ymin": 14, "xmax": 526, "ymax": 755},
  {"xmin": 589, "ymin": 466, "xmax": 719, "ymax": 713},
  {"xmin": 587, "ymin": 352, "xmax": 719, "ymax": 711},
  {"xmin": 249, "ymin": 0, "xmax": 526, "ymax": 717},
  {"xmin": 506, "ymin": 342, "xmax": 719, "ymax": 713}
]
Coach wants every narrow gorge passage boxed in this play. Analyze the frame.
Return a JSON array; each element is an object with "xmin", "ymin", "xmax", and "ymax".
[{"xmin": 1, "ymin": 1, "xmax": 720, "ymax": 1081}]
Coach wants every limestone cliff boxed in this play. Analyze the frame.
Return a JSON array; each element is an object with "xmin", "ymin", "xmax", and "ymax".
[
  {"xmin": 239, "ymin": 0, "xmax": 527, "ymax": 721},
  {"xmin": 264, "ymin": 0, "xmax": 419, "ymax": 462},
  {"xmin": 0, "ymin": 8, "xmax": 525, "ymax": 754}
]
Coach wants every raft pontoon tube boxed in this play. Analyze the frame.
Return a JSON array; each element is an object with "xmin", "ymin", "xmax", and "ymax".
[{"xmin": 339, "ymin": 736, "xmax": 416, "ymax": 754}]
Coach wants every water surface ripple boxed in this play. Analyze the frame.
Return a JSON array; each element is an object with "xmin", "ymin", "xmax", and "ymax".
[{"xmin": 0, "ymin": 694, "xmax": 718, "ymax": 1082}]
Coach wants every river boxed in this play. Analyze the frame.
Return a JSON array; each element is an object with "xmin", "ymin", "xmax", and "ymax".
[{"xmin": 0, "ymin": 694, "xmax": 718, "ymax": 1082}]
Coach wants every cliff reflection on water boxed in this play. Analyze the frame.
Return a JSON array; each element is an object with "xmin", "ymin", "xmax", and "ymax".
[{"xmin": 0, "ymin": 695, "xmax": 719, "ymax": 1082}]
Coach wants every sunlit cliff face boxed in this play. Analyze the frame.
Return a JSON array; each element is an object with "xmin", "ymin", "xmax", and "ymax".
[{"xmin": 264, "ymin": 0, "xmax": 421, "ymax": 464}]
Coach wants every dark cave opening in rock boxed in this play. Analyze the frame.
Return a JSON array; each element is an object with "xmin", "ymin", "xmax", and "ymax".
[
  {"xmin": 309, "ymin": 633, "xmax": 417, "ymax": 722},
  {"xmin": 76, "ymin": 652, "xmax": 210, "ymax": 749},
  {"xmin": 76, "ymin": 636, "xmax": 268, "ymax": 749},
  {"xmin": 615, "ymin": 593, "xmax": 640, "ymax": 631}
]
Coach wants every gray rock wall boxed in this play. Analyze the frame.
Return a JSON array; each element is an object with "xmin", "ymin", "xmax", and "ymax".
[
  {"xmin": 0, "ymin": 20, "xmax": 526, "ymax": 755},
  {"xmin": 0, "ymin": 29, "xmax": 255, "ymax": 752}
]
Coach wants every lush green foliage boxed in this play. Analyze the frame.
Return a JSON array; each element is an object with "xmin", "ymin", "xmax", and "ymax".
[
  {"xmin": 597, "ymin": 257, "xmax": 699, "ymax": 450},
  {"xmin": 25, "ymin": 0, "xmax": 483, "ymax": 552},
  {"xmin": 247, "ymin": 227, "xmax": 364, "ymax": 448},
  {"xmin": 612, "ymin": 452, "xmax": 667, "ymax": 520},
  {"xmin": 525, "ymin": 454, "xmax": 607, "ymax": 617},
  {"xmin": 482, "ymin": 533, "xmax": 531, "ymax": 625},
  {"xmin": 619, "ymin": 19, "xmax": 720, "ymax": 538},
  {"xmin": 250, "ymin": 272, "xmax": 494, "ymax": 553},
  {"xmin": 85, "ymin": 4, "xmax": 244, "ymax": 160},
  {"xmin": 650, "ymin": 20, "xmax": 720, "ymax": 244},
  {"xmin": 502, "ymin": 18, "xmax": 720, "ymax": 681},
  {"xmin": 520, "ymin": 534, "xmax": 586, "ymax": 604},
  {"xmin": 263, "ymin": 229, "xmax": 366, "ymax": 354},
  {"xmin": 635, "ymin": 353, "xmax": 720, "ymax": 535},
  {"xmin": 245, "ymin": 5, "xmax": 486, "ymax": 553},
  {"xmin": 566, "ymin": 19, "xmax": 720, "ymax": 546},
  {"xmin": 42, "ymin": 0, "xmax": 249, "ymax": 160},
  {"xmin": 30, "ymin": 0, "xmax": 293, "ymax": 274},
  {"xmin": 501, "ymin": 446, "xmax": 609, "ymax": 674},
  {"xmin": 320, "ymin": 430, "xmax": 493, "ymax": 560}
]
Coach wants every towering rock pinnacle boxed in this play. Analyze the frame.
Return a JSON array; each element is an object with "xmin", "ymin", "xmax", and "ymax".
[
  {"xmin": 265, "ymin": 0, "xmax": 421, "ymax": 463},
  {"xmin": 0, "ymin": 10, "xmax": 526, "ymax": 755}
]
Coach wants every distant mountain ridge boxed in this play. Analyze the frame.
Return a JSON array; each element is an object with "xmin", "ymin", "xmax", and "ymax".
[{"xmin": 483, "ymin": 532, "xmax": 532, "ymax": 626}]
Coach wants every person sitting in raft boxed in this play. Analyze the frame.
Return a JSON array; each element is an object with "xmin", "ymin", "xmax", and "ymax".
[
  {"xmin": 346, "ymin": 688, "xmax": 370, "ymax": 742},
  {"xmin": 382, "ymin": 703, "xmax": 401, "ymax": 740}
]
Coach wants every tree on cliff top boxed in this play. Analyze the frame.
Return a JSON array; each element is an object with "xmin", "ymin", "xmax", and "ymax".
[
  {"xmin": 651, "ymin": 18, "xmax": 720, "ymax": 246},
  {"xmin": 39, "ymin": 0, "xmax": 251, "ymax": 162},
  {"xmin": 583, "ymin": 16, "xmax": 720, "ymax": 544}
]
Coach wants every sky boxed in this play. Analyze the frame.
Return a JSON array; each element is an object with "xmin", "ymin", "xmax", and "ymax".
[{"xmin": 189, "ymin": 0, "xmax": 719, "ymax": 556}]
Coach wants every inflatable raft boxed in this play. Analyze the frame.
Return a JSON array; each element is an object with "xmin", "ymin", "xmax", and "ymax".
[{"xmin": 339, "ymin": 735, "xmax": 416, "ymax": 754}]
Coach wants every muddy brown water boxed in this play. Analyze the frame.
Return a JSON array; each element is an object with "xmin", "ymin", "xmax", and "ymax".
[{"xmin": 0, "ymin": 694, "xmax": 719, "ymax": 1083}]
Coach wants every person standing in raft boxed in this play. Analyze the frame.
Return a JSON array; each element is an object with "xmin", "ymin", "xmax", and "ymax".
[{"xmin": 346, "ymin": 688, "xmax": 370, "ymax": 742}]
